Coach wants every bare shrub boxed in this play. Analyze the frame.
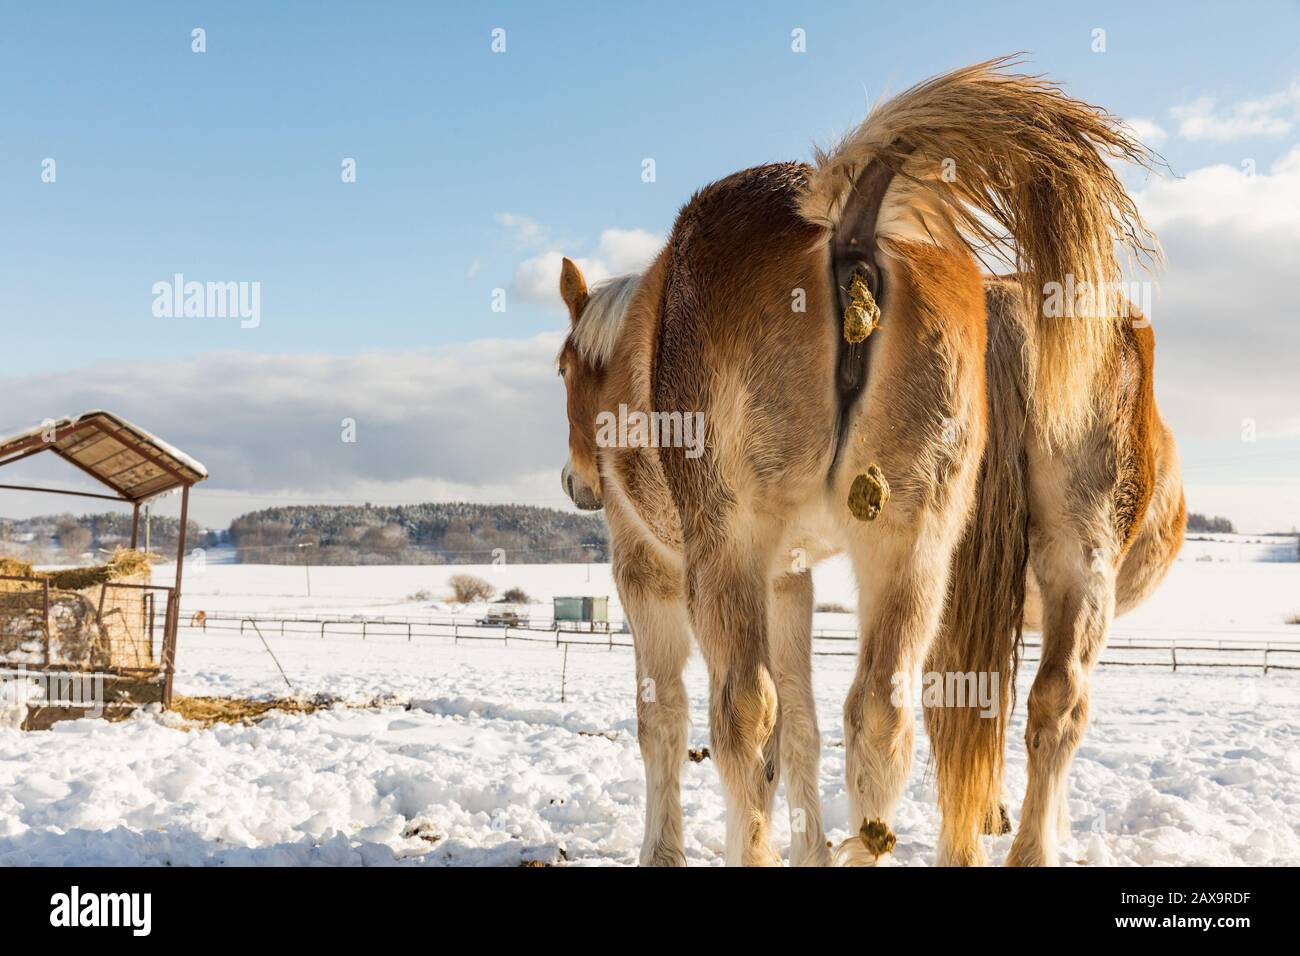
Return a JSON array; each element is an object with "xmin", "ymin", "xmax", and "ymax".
[
  {"xmin": 449, "ymin": 574, "xmax": 495, "ymax": 603},
  {"xmin": 501, "ymin": 587, "xmax": 533, "ymax": 604}
]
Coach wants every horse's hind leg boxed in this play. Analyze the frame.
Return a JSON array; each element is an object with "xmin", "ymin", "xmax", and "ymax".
[
  {"xmin": 769, "ymin": 570, "xmax": 831, "ymax": 866},
  {"xmin": 1007, "ymin": 459, "xmax": 1117, "ymax": 866},
  {"xmin": 685, "ymin": 529, "xmax": 783, "ymax": 866},
  {"xmin": 839, "ymin": 505, "xmax": 973, "ymax": 864},
  {"xmin": 616, "ymin": 540, "xmax": 691, "ymax": 866},
  {"xmin": 836, "ymin": 246, "xmax": 987, "ymax": 864}
]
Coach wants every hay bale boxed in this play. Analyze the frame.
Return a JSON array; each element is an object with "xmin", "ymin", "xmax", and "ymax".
[
  {"xmin": 0, "ymin": 557, "xmax": 37, "ymax": 591},
  {"xmin": 44, "ymin": 548, "xmax": 154, "ymax": 590},
  {"xmin": 1, "ymin": 549, "xmax": 154, "ymax": 591}
]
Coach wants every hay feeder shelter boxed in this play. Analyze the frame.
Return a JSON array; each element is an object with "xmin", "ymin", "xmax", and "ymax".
[{"xmin": 0, "ymin": 411, "xmax": 207, "ymax": 727}]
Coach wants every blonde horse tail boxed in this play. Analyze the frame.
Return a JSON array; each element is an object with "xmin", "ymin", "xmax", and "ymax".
[
  {"xmin": 799, "ymin": 55, "xmax": 1161, "ymax": 446},
  {"xmin": 924, "ymin": 279, "xmax": 1031, "ymax": 864}
]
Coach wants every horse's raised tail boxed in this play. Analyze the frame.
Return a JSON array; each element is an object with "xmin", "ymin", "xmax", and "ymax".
[{"xmin": 800, "ymin": 56, "xmax": 1161, "ymax": 445}]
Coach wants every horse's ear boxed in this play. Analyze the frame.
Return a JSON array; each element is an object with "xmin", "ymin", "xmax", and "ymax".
[{"xmin": 560, "ymin": 257, "xmax": 589, "ymax": 324}]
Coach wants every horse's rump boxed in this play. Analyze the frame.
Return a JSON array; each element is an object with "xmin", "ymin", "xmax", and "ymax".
[{"xmin": 799, "ymin": 55, "xmax": 1161, "ymax": 448}]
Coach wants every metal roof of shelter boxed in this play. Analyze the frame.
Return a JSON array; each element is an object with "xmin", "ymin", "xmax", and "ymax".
[{"xmin": 0, "ymin": 410, "xmax": 207, "ymax": 503}]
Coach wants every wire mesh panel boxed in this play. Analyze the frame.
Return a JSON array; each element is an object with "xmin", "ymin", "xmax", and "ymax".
[
  {"xmin": 0, "ymin": 575, "xmax": 50, "ymax": 666},
  {"xmin": 94, "ymin": 581, "xmax": 158, "ymax": 669}
]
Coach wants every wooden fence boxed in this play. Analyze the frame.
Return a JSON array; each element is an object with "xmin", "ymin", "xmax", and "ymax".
[{"xmin": 181, "ymin": 610, "xmax": 1300, "ymax": 673}]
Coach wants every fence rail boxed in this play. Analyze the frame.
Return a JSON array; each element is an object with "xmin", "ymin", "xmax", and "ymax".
[{"xmin": 181, "ymin": 609, "xmax": 1300, "ymax": 673}]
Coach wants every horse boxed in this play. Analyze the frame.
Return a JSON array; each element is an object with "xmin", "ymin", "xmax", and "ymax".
[{"xmin": 555, "ymin": 58, "xmax": 1184, "ymax": 866}]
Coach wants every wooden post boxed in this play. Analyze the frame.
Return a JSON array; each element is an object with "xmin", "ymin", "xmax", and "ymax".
[
  {"xmin": 162, "ymin": 484, "xmax": 190, "ymax": 708},
  {"xmin": 42, "ymin": 579, "xmax": 51, "ymax": 666},
  {"xmin": 560, "ymin": 644, "xmax": 569, "ymax": 703},
  {"xmin": 130, "ymin": 502, "xmax": 140, "ymax": 550}
]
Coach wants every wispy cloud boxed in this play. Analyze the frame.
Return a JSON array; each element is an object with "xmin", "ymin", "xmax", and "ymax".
[
  {"xmin": 0, "ymin": 335, "xmax": 575, "ymax": 524},
  {"xmin": 495, "ymin": 212, "xmax": 550, "ymax": 249},
  {"xmin": 1122, "ymin": 117, "xmax": 1168, "ymax": 147},
  {"xmin": 1170, "ymin": 81, "xmax": 1300, "ymax": 142},
  {"xmin": 511, "ymin": 227, "xmax": 663, "ymax": 304}
]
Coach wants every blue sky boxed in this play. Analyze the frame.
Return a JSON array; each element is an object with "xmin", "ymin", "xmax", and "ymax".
[{"xmin": 2, "ymin": 1, "xmax": 1299, "ymax": 529}]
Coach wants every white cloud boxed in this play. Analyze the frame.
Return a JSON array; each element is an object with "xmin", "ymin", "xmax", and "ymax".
[
  {"xmin": 1130, "ymin": 146, "xmax": 1300, "ymax": 526},
  {"xmin": 1138, "ymin": 147, "xmax": 1300, "ymax": 230},
  {"xmin": 511, "ymin": 227, "xmax": 663, "ymax": 305},
  {"xmin": 1123, "ymin": 117, "xmax": 1168, "ymax": 146},
  {"xmin": 0, "ymin": 335, "xmax": 576, "ymax": 526},
  {"xmin": 494, "ymin": 212, "xmax": 549, "ymax": 248},
  {"xmin": 1170, "ymin": 82, "xmax": 1300, "ymax": 141}
]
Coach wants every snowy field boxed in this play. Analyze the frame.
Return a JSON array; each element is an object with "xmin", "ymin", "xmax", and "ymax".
[{"xmin": 2, "ymin": 536, "xmax": 1298, "ymax": 866}]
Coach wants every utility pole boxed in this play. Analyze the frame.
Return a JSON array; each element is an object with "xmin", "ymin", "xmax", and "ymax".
[{"xmin": 297, "ymin": 541, "xmax": 314, "ymax": 597}]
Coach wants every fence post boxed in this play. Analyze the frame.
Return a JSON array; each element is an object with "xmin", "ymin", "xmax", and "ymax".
[
  {"xmin": 408, "ymin": 623, "xmax": 412, "ymax": 643},
  {"xmin": 560, "ymin": 644, "xmax": 569, "ymax": 703},
  {"xmin": 453, "ymin": 623, "xmax": 458, "ymax": 645},
  {"xmin": 1263, "ymin": 646, "xmax": 1269, "ymax": 675},
  {"xmin": 1171, "ymin": 646, "xmax": 1177, "ymax": 671},
  {"xmin": 42, "ymin": 580, "xmax": 51, "ymax": 666},
  {"xmin": 362, "ymin": 621, "xmax": 367, "ymax": 640}
]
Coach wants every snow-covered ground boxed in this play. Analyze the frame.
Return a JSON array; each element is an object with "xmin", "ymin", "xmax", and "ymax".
[{"xmin": 1, "ymin": 536, "xmax": 1298, "ymax": 866}]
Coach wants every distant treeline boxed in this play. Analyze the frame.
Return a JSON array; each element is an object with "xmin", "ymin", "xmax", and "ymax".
[
  {"xmin": 1186, "ymin": 512, "xmax": 1235, "ymax": 534},
  {"xmin": 0, "ymin": 512, "xmax": 206, "ymax": 562},
  {"xmin": 226, "ymin": 502, "xmax": 609, "ymax": 565},
  {"xmin": 6, "ymin": 505, "xmax": 1280, "ymax": 567},
  {"xmin": 3, "ymin": 503, "xmax": 607, "ymax": 565}
]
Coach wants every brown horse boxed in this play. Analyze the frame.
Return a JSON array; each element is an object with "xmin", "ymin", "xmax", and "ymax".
[{"xmin": 555, "ymin": 58, "xmax": 1184, "ymax": 866}]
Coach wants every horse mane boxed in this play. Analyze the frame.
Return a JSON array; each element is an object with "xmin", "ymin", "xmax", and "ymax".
[
  {"xmin": 569, "ymin": 273, "xmax": 642, "ymax": 367},
  {"xmin": 800, "ymin": 55, "xmax": 1162, "ymax": 444}
]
